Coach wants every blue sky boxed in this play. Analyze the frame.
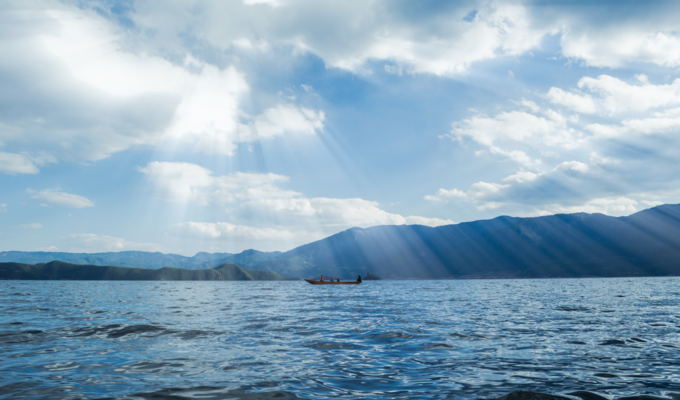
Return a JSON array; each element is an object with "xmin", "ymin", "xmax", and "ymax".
[{"xmin": 2, "ymin": 0, "xmax": 680, "ymax": 255}]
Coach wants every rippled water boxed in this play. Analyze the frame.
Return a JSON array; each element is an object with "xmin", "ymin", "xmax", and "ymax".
[{"xmin": 2, "ymin": 278, "xmax": 680, "ymax": 399}]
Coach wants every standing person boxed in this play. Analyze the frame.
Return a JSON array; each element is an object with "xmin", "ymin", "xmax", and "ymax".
[
  {"xmin": 357, "ymin": 275, "xmax": 362, "ymax": 283},
  {"xmin": 320, "ymin": 275, "xmax": 324, "ymax": 282}
]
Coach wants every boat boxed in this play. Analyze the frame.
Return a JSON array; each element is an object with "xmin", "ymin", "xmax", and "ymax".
[{"xmin": 304, "ymin": 279, "xmax": 361, "ymax": 285}]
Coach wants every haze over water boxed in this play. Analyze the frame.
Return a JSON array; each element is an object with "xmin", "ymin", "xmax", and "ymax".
[{"xmin": 2, "ymin": 278, "xmax": 680, "ymax": 399}]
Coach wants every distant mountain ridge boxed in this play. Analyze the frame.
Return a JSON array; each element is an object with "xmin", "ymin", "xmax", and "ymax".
[
  {"xmin": 3, "ymin": 204, "xmax": 680, "ymax": 279},
  {"xmin": 0, "ymin": 261, "xmax": 296, "ymax": 281},
  {"xmin": 259, "ymin": 204, "xmax": 680, "ymax": 279},
  {"xmin": 0, "ymin": 249, "xmax": 280, "ymax": 270}
]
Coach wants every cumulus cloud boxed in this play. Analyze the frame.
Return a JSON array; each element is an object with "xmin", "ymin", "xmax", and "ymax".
[
  {"xmin": 422, "ymin": 145, "xmax": 679, "ymax": 218},
  {"xmin": 546, "ymin": 88, "xmax": 596, "ymax": 114},
  {"xmin": 139, "ymin": 161, "xmax": 296, "ymax": 205},
  {"xmin": 424, "ymin": 188, "xmax": 467, "ymax": 202},
  {"xmin": 141, "ymin": 161, "xmax": 452, "ymax": 230},
  {"xmin": 426, "ymin": 159, "xmax": 600, "ymax": 209},
  {"xmin": 31, "ymin": 189, "xmax": 94, "ymax": 208},
  {"xmin": 445, "ymin": 65, "xmax": 680, "ymax": 216},
  {"xmin": 67, "ymin": 233, "xmax": 167, "ymax": 252},
  {"xmin": 562, "ymin": 28, "xmax": 680, "ymax": 68},
  {"xmin": 450, "ymin": 110, "xmax": 577, "ymax": 149},
  {"xmin": 577, "ymin": 75, "xmax": 680, "ymax": 114},
  {"xmin": 585, "ymin": 106, "xmax": 680, "ymax": 141}
]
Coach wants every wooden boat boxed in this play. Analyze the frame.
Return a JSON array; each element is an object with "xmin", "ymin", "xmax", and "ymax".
[{"xmin": 304, "ymin": 279, "xmax": 361, "ymax": 285}]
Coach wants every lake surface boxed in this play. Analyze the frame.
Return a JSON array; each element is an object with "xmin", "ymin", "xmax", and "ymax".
[{"xmin": 2, "ymin": 278, "xmax": 680, "ymax": 400}]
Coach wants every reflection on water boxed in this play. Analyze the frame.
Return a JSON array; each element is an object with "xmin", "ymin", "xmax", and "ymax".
[{"xmin": 2, "ymin": 278, "xmax": 680, "ymax": 399}]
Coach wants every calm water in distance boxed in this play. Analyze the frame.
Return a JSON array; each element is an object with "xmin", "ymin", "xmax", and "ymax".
[{"xmin": 2, "ymin": 278, "xmax": 680, "ymax": 399}]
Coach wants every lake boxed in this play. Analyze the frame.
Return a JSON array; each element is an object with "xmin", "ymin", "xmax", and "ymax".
[{"xmin": 2, "ymin": 278, "xmax": 680, "ymax": 399}]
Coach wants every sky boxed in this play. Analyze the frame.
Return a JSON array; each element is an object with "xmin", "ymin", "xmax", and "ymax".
[{"xmin": 2, "ymin": 0, "xmax": 680, "ymax": 256}]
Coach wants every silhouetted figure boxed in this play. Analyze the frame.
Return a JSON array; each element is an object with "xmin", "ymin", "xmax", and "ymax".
[
  {"xmin": 320, "ymin": 275, "xmax": 324, "ymax": 282},
  {"xmin": 357, "ymin": 275, "xmax": 362, "ymax": 283}
]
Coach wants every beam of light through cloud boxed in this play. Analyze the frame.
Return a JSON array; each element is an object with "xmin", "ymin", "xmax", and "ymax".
[
  {"xmin": 3, "ymin": 1, "xmax": 680, "ymax": 254},
  {"xmin": 0, "ymin": 3, "xmax": 325, "ymax": 165}
]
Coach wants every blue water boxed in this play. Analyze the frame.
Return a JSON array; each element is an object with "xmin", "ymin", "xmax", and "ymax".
[{"xmin": 2, "ymin": 278, "xmax": 680, "ymax": 399}]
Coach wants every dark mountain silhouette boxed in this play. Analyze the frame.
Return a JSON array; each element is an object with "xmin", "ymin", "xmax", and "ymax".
[
  {"xmin": 2, "ymin": 204, "xmax": 679, "ymax": 279},
  {"xmin": 251, "ymin": 204, "xmax": 680, "ymax": 279},
  {"xmin": 0, "ymin": 261, "xmax": 296, "ymax": 281}
]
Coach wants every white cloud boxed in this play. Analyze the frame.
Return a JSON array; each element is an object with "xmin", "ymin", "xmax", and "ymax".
[
  {"xmin": 450, "ymin": 110, "xmax": 576, "ymax": 148},
  {"xmin": 139, "ymin": 161, "xmax": 296, "ymax": 205},
  {"xmin": 245, "ymin": 197, "xmax": 409, "ymax": 227},
  {"xmin": 0, "ymin": 3, "xmax": 326, "ymax": 165},
  {"xmin": 467, "ymin": 182, "xmax": 510, "ymax": 201},
  {"xmin": 192, "ymin": 105, "xmax": 325, "ymax": 155},
  {"xmin": 532, "ymin": 197, "xmax": 639, "ymax": 216},
  {"xmin": 424, "ymin": 188, "xmax": 467, "ymax": 202},
  {"xmin": 577, "ymin": 75, "xmax": 680, "ymax": 114},
  {"xmin": 171, "ymin": 222, "xmax": 296, "ymax": 240},
  {"xmin": 641, "ymin": 200, "xmax": 664, "ymax": 207},
  {"xmin": 517, "ymin": 99, "xmax": 540, "ymax": 113},
  {"xmin": 562, "ymin": 28, "xmax": 680, "ymax": 68},
  {"xmin": 0, "ymin": 152, "xmax": 39, "ymax": 174},
  {"xmin": 425, "ymin": 159, "xmax": 597, "ymax": 211},
  {"xmin": 31, "ymin": 189, "xmax": 94, "ymax": 208},
  {"xmin": 502, "ymin": 170, "xmax": 540, "ymax": 184},
  {"xmin": 15, "ymin": 223, "xmax": 42, "ymax": 229},
  {"xmin": 488, "ymin": 146, "xmax": 536, "ymax": 165},
  {"xmin": 585, "ymin": 106, "xmax": 680, "ymax": 140},
  {"xmin": 130, "ymin": 1, "xmax": 547, "ymax": 77},
  {"xmin": 546, "ymin": 87, "xmax": 596, "ymax": 114},
  {"xmin": 403, "ymin": 216, "xmax": 455, "ymax": 227},
  {"xmin": 67, "ymin": 233, "xmax": 167, "ymax": 252},
  {"xmin": 141, "ymin": 161, "xmax": 449, "ymax": 230},
  {"xmin": 554, "ymin": 161, "xmax": 589, "ymax": 174},
  {"xmin": 0, "ymin": 203, "xmax": 6, "ymax": 213}
]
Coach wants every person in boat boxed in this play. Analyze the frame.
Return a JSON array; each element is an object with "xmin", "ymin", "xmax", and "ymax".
[
  {"xmin": 320, "ymin": 275, "xmax": 324, "ymax": 282},
  {"xmin": 357, "ymin": 275, "xmax": 362, "ymax": 283}
]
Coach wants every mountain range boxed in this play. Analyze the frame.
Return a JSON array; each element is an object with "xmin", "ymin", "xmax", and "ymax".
[
  {"xmin": 0, "ymin": 261, "xmax": 295, "ymax": 281},
  {"xmin": 2, "ymin": 203, "xmax": 680, "ymax": 279}
]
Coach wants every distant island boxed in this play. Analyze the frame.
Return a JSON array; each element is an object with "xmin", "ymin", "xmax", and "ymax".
[
  {"xmin": 0, "ymin": 261, "xmax": 297, "ymax": 281},
  {"xmin": 2, "ymin": 203, "xmax": 680, "ymax": 280},
  {"xmin": 364, "ymin": 272, "xmax": 381, "ymax": 280}
]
